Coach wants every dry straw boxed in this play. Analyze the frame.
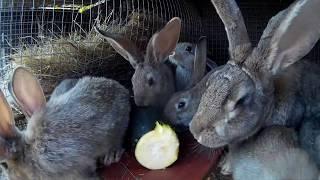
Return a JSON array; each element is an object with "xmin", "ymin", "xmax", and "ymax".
[
  {"xmin": 5, "ymin": 11, "xmax": 165, "ymax": 129},
  {"xmin": 9, "ymin": 11, "xmax": 165, "ymax": 96}
]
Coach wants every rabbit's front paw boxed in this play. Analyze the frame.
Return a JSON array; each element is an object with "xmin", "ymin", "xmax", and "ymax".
[
  {"xmin": 218, "ymin": 153, "xmax": 232, "ymax": 175},
  {"xmin": 104, "ymin": 149, "xmax": 125, "ymax": 166}
]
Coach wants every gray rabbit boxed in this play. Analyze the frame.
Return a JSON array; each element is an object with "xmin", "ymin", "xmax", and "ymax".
[
  {"xmin": 231, "ymin": 126, "xmax": 319, "ymax": 180},
  {"xmin": 0, "ymin": 67, "xmax": 130, "ymax": 179},
  {"xmin": 168, "ymin": 42, "xmax": 217, "ymax": 91},
  {"xmin": 49, "ymin": 78, "xmax": 79, "ymax": 98},
  {"xmin": 164, "ymin": 37, "xmax": 219, "ymax": 128},
  {"xmin": 189, "ymin": 0, "xmax": 320, "ymax": 174},
  {"xmin": 190, "ymin": 0, "xmax": 320, "ymax": 149},
  {"xmin": 95, "ymin": 18, "xmax": 181, "ymax": 107},
  {"xmin": 299, "ymin": 116, "xmax": 320, "ymax": 167}
]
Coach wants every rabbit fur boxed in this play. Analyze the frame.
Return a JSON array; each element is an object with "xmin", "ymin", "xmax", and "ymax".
[
  {"xmin": 0, "ymin": 67, "xmax": 130, "ymax": 180},
  {"xmin": 95, "ymin": 18, "xmax": 181, "ymax": 107},
  {"xmin": 231, "ymin": 126, "xmax": 319, "ymax": 180},
  {"xmin": 164, "ymin": 37, "xmax": 219, "ymax": 128},
  {"xmin": 190, "ymin": 0, "xmax": 320, "ymax": 149},
  {"xmin": 299, "ymin": 116, "xmax": 320, "ymax": 167},
  {"xmin": 169, "ymin": 42, "xmax": 217, "ymax": 91}
]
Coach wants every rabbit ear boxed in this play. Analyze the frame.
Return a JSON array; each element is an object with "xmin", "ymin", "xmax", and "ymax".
[
  {"xmin": 10, "ymin": 67, "xmax": 46, "ymax": 118},
  {"xmin": 94, "ymin": 27, "xmax": 144, "ymax": 68},
  {"xmin": 189, "ymin": 36, "xmax": 208, "ymax": 88},
  {"xmin": 146, "ymin": 17, "xmax": 181, "ymax": 64},
  {"xmin": 210, "ymin": 0, "xmax": 252, "ymax": 63},
  {"xmin": 266, "ymin": 0, "xmax": 320, "ymax": 75},
  {"xmin": 0, "ymin": 90, "xmax": 17, "ymax": 138}
]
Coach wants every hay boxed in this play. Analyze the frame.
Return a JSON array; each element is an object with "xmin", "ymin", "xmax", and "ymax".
[
  {"xmin": 10, "ymin": 11, "xmax": 165, "ymax": 96},
  {"xmin": 6, "ymin": 11, "xmax": 165, "ymax": 129}
]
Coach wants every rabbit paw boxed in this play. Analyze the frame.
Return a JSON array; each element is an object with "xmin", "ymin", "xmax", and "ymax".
[
  {"xmin": 104, "ymin": 149, "xmax": 124, "ymax": 166},
  {"xmin": 218, "ymin": 153, "xmax": 232, "ymax": 175}
]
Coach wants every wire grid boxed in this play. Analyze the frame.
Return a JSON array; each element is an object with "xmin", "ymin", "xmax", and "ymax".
[
  {"xmin": 200, "ymin": 0, "xmax": 320, "ymax": 65},
  {"xmin": 0, "ymin": 1, "xmax": 201, "ymax": 60},
  {"xmin": 0, "ymin": 0, "xmax": 202, "ymax": 59},
  {"xmin": 0, "ymin": 0, "xmax": 203, "ymax": 129},
  {"xmin": 2, "ymin": 0, "xmax": 320, "ymax": 128},
  {"xmin": 0, "ymin": 0, "xmax": 203, "ymax": 88}
]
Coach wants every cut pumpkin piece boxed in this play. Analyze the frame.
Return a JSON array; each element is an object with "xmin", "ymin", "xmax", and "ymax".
[{"xmin": 135, "ymin": 122, "xmax": 179, "ymax": 170}]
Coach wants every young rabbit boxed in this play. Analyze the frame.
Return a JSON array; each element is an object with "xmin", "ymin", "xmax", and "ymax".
[
  {"xmin": 231, "ymin": 126, "xmax": 319, "ymax": 180},
  {"xmin": 190, "ymin": 0, "xmax": 320, "ymax": 148},
  {"xmin": 164, "ymin": 37, "xmax": 219, "ymax": 128},
  {"xmin": 48, "ymin": 78, "xmax": 79, "ymax": 98},
  {"xmin": 168, "ymin": 42, "xmax": 217, "ymax": 91},
  {"xmin": 0, "ymin": 67, "xmax": 130, "ymax": 179},
  {"xmin": 95, "ymin": 18, "xmax": 181, "ymax": 107},
  {"xmin": 299, "ymin": 116, "xmax": 320, "ymax": 167}
]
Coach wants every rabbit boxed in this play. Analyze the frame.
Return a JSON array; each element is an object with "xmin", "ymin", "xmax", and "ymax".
[
  {"xmin": 0, "ymin": 165, "xmax": 9, "ymax": 180},
  {"xmin": 231, "ymin": 126, "xmax": 319, "ymax": 180},
  {"xmin": 299, "ymin": 116, "xmax": 320, "ymax": 167},
  {"xmin": 188, "ymin": 0, "xmax": 320, "ymax": 175},
  {"xmin": 48, "ymin": 78, "xmax": 79, "ymax": 98},
  {"xmin": 164, "ymin": 36, "xmax": 219, "ymax": 128},
  {"xmin": 190, "ymin": 0, "xmax": 320, "ymax": 148},
  {"xmin": 95, "ymin": 17, "xmax": 181, "ymax": 108},
  {"xmin": 0, "ymin": 67, "xmax": 131, "ymax": 180},
  {"xmin": 168, "ymin": 42, "xmax": 217, "ymax": 91}
]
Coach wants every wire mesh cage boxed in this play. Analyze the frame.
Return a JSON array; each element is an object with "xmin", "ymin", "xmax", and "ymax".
[
  {"xmin": 0, "ymin": 0, "xmax": 202, "ymax": 85},
  {"xmin": 2, "ymin": 0, "xmax": 320, "ymax": 130},
  {"xmin": 0, "ymin": 0, "xmax": 204, "ymax": 129},
  {"xmin": 199, "ymin": 0, "xmax": 320, "ymax": 64},
  {"xmin": 1, "ymin": 1, "xmax": 320, "ymax": 179}
]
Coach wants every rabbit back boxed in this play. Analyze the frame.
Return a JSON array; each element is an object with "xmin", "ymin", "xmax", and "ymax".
[
  {"xmin": 231, "ymin": 126, "xmax": 319, "ymax": 180},
  {"xmin": 50, "ymin": 78, "xmax": 79, "ymax": 98},
  {"xmin": 25, "ymin": 76, "xmax": 130, "ymax": 174},
  {"xmin": 299, "ymin": 116, "xmax": 320, "ymax": 167},
  {"xmin": 270, "ymin": 60, "xmax": 320, "ymax": 127},
  {"xmin": 299, "ymin": 61, "xmax": 320, "ymax": 119}
]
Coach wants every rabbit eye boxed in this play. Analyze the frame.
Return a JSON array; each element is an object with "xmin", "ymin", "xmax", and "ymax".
[
  {"xmin": 148, "ymin": 77, "xmax": 154, "ymax": 86},
  {"xmin": 186, "ymin": 46, "xmax": 192, "ymax": 52},
  {"xmin": 1, "ymin": 162, "xmax": 8, "ymax": 169},
  {"xmin": 235, "ymin": 95, "xmax": 250, "ymax": 109},
  {"xmin": 178, "ymin": 101, "xmax": 186, "ymax": 109}
]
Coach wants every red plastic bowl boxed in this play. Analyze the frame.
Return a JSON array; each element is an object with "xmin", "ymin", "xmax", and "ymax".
[{"xmin": 100, "ymin": 132, "xmax": 222, "ymax": 180}]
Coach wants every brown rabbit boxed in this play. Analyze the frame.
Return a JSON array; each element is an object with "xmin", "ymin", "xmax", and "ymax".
[{"xmin": 95, "ymin": 18, "xmax": 181, "ymax": 107}]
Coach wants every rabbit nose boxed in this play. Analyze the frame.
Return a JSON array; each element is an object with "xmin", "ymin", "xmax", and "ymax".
[
  {"xmin": 169, "ymin": 51, "xmax": 176, "ymax": 57},
  {"xmin": 189, "ymin": 120, "xmax": 202, "ymax": 137},
  {"xmin": 169, "ymin": 52, "xmax": 179, "ymax": 60}
]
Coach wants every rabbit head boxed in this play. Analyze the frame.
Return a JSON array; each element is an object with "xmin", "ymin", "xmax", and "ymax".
[
  {"xmin": 164, "ymin": 37, "xmax": 214, "ymax": 127},
  {"xmin": 168, "ymin": 41, "xmax": 218, "ymax": 92},
  {"xmin": 169, "ymin": 42, "xmax": 196, "ymax": 69},
  {"xmin": 190, "ymin": 0, "xmax": 320, "ymax": 148},
  {"xmin": 0, "ymin": 67, "xmax": 47, "ymax": 180},
  {"xmin": 95, "ymin": 18, "xmax": 181, "ymax": 107}
]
